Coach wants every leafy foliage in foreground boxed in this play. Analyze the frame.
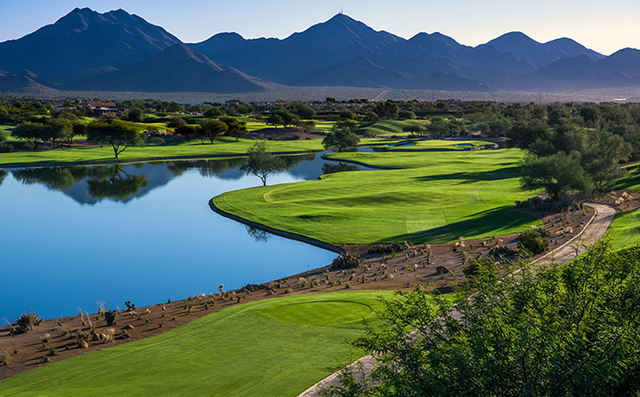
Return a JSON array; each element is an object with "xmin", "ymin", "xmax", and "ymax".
[{"xmin": 322, "ymin": 240, "xmax": 640, "ymax": 396}]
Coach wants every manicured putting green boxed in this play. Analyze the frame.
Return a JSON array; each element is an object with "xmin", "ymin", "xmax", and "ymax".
[
  {"xmin": 265, "ymin": 301, "xmax": 372, "ymax": 325},
  {"xmin": 0, "ymin": 291, "xmax": 396, "ymax": 397}
]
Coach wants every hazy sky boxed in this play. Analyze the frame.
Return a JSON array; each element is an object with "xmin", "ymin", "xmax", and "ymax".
[{"xmin": 1, "ymin": 0, "xmax": 639, "ymax": 55}]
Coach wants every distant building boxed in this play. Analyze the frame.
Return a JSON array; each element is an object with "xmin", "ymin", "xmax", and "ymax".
[{"xmin": 88, "ymin": 102, "xmax": 123, "ymax": 117}]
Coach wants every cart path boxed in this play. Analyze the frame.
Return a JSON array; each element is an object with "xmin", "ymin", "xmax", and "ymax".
[{"xmin": 297, "ymin": 203, "xmax": 616, "ymax": 397}]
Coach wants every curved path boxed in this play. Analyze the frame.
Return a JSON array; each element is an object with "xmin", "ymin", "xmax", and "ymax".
[{"xmin": 297, "ymin": 203, "xmax": 616, "ymax": 397}]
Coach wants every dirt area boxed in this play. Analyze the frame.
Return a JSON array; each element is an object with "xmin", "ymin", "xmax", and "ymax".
[{"xmin": 4, "ymin": 191, "xmax": 636, "ymax": 381}]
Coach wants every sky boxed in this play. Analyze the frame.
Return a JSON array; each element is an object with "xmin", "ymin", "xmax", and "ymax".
[{"xmin": 1, "ymin": 0, "xmax": 639, "ymax": 55}]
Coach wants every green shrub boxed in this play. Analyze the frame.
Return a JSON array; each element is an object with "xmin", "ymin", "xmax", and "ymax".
[
  {"xmin": 0, "ymin": 352, "xmax": 10, "ymax": 366},
  {"xmin": 104, "ymin": 310, "xmax": 117, "ymax": 326},
  {"xmin": 518, "ymin": 229, "xmax": 550, "ymax": 255},
  {"xmin": 15, "ymin": 311, "xmax": 42, "ymax": 333},
  {"xmin": 331, "ymin": 253, "xmax": 362, "ymax": 269}
]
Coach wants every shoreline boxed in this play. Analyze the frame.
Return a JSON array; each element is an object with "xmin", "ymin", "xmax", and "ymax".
[
  {"xmin": 0, "ymin": 149, "xmax": 324, "ymax": 169},
  {"xmin": 209, "ymin": 199, "xmax": 345, "ymax": 254}
]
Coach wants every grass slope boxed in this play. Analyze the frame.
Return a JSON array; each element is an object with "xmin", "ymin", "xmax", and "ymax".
[
  {"xmin": 213, "ymin": 148, "xmax": 541, "ymax": 244},
  {"xmin": 0, "ymin": 138, "xmax": 324, "ymax": 166},
  {"xmin": 607, "ymin": 167, "xmax": 640, "ymax": 251},
  {"xmin": 355, "ymin": 119, "xmax": 430, "ymax": 137},
  {"xmin": 0, "ymin": 291, "xmax": 396, "ymax": 397}
]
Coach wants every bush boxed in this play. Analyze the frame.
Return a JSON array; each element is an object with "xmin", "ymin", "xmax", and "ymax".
[
  {"xmin": 104, "ymin": 310, "xmax": 117, "ymax": 326},
  {"xmin": 331, "ymin": 253, "xmax": 362, "ymax": 269},
  {"xmin": 0, "ymin": 143, "xmax": 13, "ymax": 153},
  {"xmin": 518, "ymin": 229, "xmax": 550, "ymax": 254},
  {"xmin": 15, "ymin": 311, "xmax": 42, "ymax": 332},
  {"xmin": 398, "ymin": 110, "xmax": 416, "ymax": 119},
  {"xmin": 366, "ymin": 242, "xmax": 404, "ymax": 255},
  {"xmin": 488, "ymin": 245, "xmax": 520, "ymax": 257},
  {"xmin": 0, "ymin": 352, "xmax": 10, "ymax": 366}
]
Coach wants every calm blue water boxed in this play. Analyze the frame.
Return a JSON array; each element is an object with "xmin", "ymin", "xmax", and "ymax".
[{"xmin": 0, "ymin": 152, "xmax": 374, "ymax": 321}]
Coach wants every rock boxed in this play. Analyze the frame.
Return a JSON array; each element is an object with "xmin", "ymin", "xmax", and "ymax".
[
  {"xmin": 436, "ymin": 266, "xmax": 449, "ymax": 274},
  {"xmin": 92, "ymin": 333, "xmax": 100, "ymax": 341},
  {"xmin": 99, "ymin": 333, "xmax": 107, "ymax": 340},
  {"xmin": 124, "ymin": 325, "xmax": 135, "ymax": 330}
]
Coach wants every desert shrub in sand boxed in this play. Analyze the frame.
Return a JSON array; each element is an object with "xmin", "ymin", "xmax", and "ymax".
[
  {"xmin": 15, "ymin": 311, "xmax": 42, "ymax": 333},
  {"xmin": 0, "ymin": 352, "xmax": 10, "ymax": 366},
  {"xmin": 104, "ymin": 310, "xmax": 117, "ymax": 326},
  {"xmin": 331, "ymin": 253, "xmax": 362, "ymax": 269},
  {"xmin": 518, "ymin": 228, "xmax": 550, "ymax": 255}
]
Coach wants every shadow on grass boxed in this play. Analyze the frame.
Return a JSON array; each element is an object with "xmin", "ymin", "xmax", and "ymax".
[
  {"xmin": 377, "ymin": 206, "xmax": 537, "ymax": 244},
  {"xmin": 612, "ymin": 166, "xmax": 640, "ymax": 191},
  {"xmin": 412, "ymin": 167, "xmax": 520, "ymax": 184}
]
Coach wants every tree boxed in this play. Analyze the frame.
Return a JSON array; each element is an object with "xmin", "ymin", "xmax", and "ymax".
[
  {"xmin": 506, "ymin": 122, "xmax": 554, "ymax": 149},
  {"xmin": 274, "ymin": 108, "xmax": 300, "ymax": 127},
  {"xmin": 323, "ymin": 241, "xmax": 640, "ymax": 397},
  {"xmin": 520, "ymin": 151, "xmax": 591, "ymax": 200},
  {"xmin": 425, "ymin": 117, "xmax": 450, "ymax": 139},
  {"xmin": 199, "ymin": 119, "xmax": 228, "ymax": 143},
  {"xmin": 322, "ymin": 127, "xmax": 361, "ymax": 152},
  {"xmin": 43, "ymin": 118, "xmax": 73, "ymax": 148},
  {"xmin": 402, "ymin": 123, "xmax": 423, "ymax": 136},
  {"xmin": 299, "ymin": 120, "xmax": 317, "ymax": 134},
  {"xmin": 220, "ymin": 117, "xmax": 248, "ymax": 141},
  {"xmin": 398, "ymin": 110, "xmax": 416, "ymax": 119},
  {"xmin": 174, "ymin": 125, "xmax": 199, "ymax": 142},
  {"xmin": 167, "ymin": 116, "xmax": 187, "ymax": 129},
  {"xmin": 267, "ymin": 114, "xmax": 284, "ymax": 130},
  {"xmin": 580, "ymin": 130, "xmax": 631, "ymax": 191},
  {"xmin": 125, "ymin": 107, "xmax": 144, "ymax": 122},
  {"xmin": 375, "ymin": 101, "xmax": 399, "ymax": 120},
  {"xmin": 86, "ymin": 120, "xmax": 146, "ymax": 159},
  {"xmin": 239, "ymin": 141, "xmax": 285, "ymax": 186},
  {"xmin": 11, "ymin": 122, "xmax": 44, "ymax": 148}
]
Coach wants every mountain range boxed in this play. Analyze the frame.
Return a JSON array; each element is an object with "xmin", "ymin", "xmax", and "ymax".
[{"xmin": 0, "ymin": 7, "xmax": 639, "ymax": 95}]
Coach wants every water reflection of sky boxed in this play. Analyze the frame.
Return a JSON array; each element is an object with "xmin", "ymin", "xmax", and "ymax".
[{"xmin": 0, "ymin": 151, "xmax": 373, "ymax": 320}]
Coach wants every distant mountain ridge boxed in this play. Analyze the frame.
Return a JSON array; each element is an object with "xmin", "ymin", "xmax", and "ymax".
[{"xmin": 0, "ymin": 8, "xmax": 638, "ymax": 94}]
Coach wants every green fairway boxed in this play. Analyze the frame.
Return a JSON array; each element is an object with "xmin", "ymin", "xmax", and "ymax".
[
  {"xmin": 355, "ymin": 119, "xmax": 429, "ymax": 136},
  {"xmin": 213, "ymin": 148, "xmax": 542, "ymax": 244},
  {"xmin": 0, "ymin": 291, "xmax": 397, "ymax": 397},
  {"xmin": 372, "ymin": 139, "xmax": 494, "ymax": 151},
  {"xmin": 0, "ymin": 138, "xmax": 325, "ymax": 166}
]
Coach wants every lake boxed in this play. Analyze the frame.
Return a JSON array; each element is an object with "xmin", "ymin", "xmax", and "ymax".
[{"xmin": 0, "ymin": 151, "xmax": 374, "ymax": 321}]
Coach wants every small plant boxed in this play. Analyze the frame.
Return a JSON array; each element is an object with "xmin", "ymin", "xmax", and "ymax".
[
  {"xmin": 518, "ymin": 229, "xmax": 550, "ymax": 255},
  {"xmin": 158, "ymin": 322, "xmax": 164, "ymax": 328},
  {"xmin": 125, "ymin": 301, "xmax": 136, "ymax": 311},
  {"xmin": 15, "ymin": 311, "xmax": 42, "ymax": 333},
  {"xmin": 42, "ymin": 334, "xmax": 50, "ymax": 344},
  {"xmin": 145, "ymin": 319, "xmax": 150, "ymax": 324},
  {"xmin": 331, "ymin": 253, "xmax": 362, "ymax": 269},
  {"xmin": 104, "ymin": 310, "xmax": 117, "ymax": 326},
  {"xmin": 345, "ymin": 282, "xmax": 351, "ymax": 289},
  {"xmin": 49, "ymin": 347, "xmax": 59, "ymax": 356},
  {"xmin": 1, "ymin": 352, "xmax": 11, "ymax": 366},
  {"xmin": 43, "ymin": 355, "xmax": 50, "ymax": 363}
]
